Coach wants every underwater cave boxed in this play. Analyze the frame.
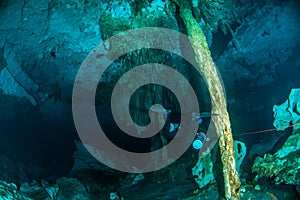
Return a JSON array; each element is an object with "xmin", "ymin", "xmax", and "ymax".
[{"xmin": 0, "ymin": 0, "xmax": 300, "ymax": 199}]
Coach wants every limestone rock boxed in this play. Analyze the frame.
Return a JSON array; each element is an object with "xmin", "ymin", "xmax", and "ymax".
[
  {"xmin": 56, "ymin": 177, "xmax": 89, "ymax": 200},
  {"xmin": 0, "ymin": 155, "xmax": 30, "ymax": 185},
  {"xmin": 20, "ymin": 180, "xmax": 51, "ymax": 200},
  {"xmin": 273, "ymin": 88, "xmax": 300, "ymax": 131},
  {"xmin": 71, "ymin": 141, "xmax": 116, "ymax": 174},
  {"xmin": 252, "ymin": 129, "xmax": 300, "ymax": 185},
  {"xmin": 216, "ymin": 1, "xmax": 300, "ymax": 97},
  {"xmin": 192, "ymin": 140, "xmax": 246, "ymax": 189},
  {"xmin": 0, "ymin": 180, "xmax": 32, "ymax": 200},
  {"xmin": 192, "ymin": 153, "xmax": 215, "ymax": 189},
  {"xmin": 234, "ymin": 140, "xmax": 247, "ymax": 172},
  {"xmin": 41, "ymin": 180, "xmax": 59, "ymax": 200},
  {"xmin": 0, "ymin": 0, "xmax": 103, "ymax": 117}
]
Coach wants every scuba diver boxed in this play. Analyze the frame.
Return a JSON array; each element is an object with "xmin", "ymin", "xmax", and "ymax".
[
  {"xmin": 166, "ymin": 111, "xmax": 216, "ymax": 150},
  {"xmin": 147, "ymin": 98, "xmax": 216, "ymax": 150},
  {"xmin": 191, "ymin": 112, "xmax": 218, "ymax": 150}
]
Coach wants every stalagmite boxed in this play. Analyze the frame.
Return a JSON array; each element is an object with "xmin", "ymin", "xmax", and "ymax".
[{"xmin": 171, "ymin": 0, "xmax": 241, "ymax": 199}]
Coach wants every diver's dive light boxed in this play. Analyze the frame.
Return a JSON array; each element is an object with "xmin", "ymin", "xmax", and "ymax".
[{"xmin": 193, "ymin": 132, "xmax": 205, "ymax": 150}]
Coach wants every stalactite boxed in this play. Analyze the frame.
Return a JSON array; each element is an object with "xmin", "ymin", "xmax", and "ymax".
[{"xmin": 171, "ymin": 0, "xmax": 241, "ymax": 199}]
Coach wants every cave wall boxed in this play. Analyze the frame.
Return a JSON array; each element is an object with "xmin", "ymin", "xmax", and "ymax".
[{"xmin": 0, "ymin": 0, "xmax": 299, "ymax": 179}]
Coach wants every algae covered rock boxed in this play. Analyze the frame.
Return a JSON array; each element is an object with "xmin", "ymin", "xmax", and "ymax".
[{"xmin": 252, "ymin": 129, "xmax": 300, "ymax": 185}]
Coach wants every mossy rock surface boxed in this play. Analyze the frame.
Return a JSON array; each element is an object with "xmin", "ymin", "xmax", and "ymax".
[{"xmin": 252, "ymin": 129, "xmax": 300, "ymax": 185}]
